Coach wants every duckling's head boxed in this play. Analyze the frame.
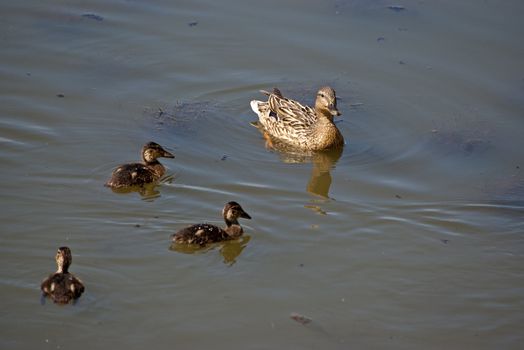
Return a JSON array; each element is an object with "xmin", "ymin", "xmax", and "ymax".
[
  {"xmin": 222, "ymin": 201, "xmax": 251, "ymax": 226},
  {"xmin": 141, "ymin": 142, "xmax": 175, "ymax": 163},
  {"xmin": 55, "ymin": 246, "xmax": 72, "ymax": 273},
  {"xmin": 315, "ymin": 86, "xmax": 341, "ymax": 118}
]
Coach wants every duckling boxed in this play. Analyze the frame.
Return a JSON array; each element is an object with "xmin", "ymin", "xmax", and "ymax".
[
  {"xmin": 172, "ymin": 201, "xmax": 251, "ymax": 245},
  {"xmin": 250, "ymin": 86, "xmax": 344, "ymax": 151},
  {"xmin": 41, "ymin": 247, "xmax": 85, "ymax": 304},
  {"xmin": 105, "ymin": 142, "xmax": 174, "ymax": 188}
]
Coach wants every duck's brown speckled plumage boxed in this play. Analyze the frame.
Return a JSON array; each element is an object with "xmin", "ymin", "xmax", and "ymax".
[
  {"xmin": 172, "ymin": 202, "xmax": 251, "ymax": 245},
  {"xmin": 250, "ymin": 86, "xmax": 344, "ymax": 151},
  {"xmin": 41, "ymin": 247, "xmax": 85, "ymax": 304},
  {"xmin": 105, "ymin": 142, "xmax": 174, "ymax": 188}
]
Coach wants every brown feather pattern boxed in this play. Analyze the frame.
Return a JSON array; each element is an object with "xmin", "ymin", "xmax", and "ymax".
[
  {"xmin": 105, "ymin": 142, "xmax": 174, "ymax": 188},
  {"xmin": 40, "ymin": 247, "xmax": 85, "ymax": 304},
  {"xmin": 172, "ymin": 202, "xmax": 251, "ymax": 246},
  {"xmin": 250, "ymin": 87, "xmax": 344, "ymax": 151}
]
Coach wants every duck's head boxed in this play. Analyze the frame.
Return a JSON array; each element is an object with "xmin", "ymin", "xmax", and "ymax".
[
  {"xmin": 315, "ymin": 86, "xmax": 341, "ymax": 118},
  {"xmin": 141, "ymin": 142, "xmax": 175, "ymax": 163},
  {"xmin": 55, "ymin": 246, "xmax": 72, "ymax": 273},
  {"xmin": 223, "ymin": 201, "xmax": 251, "ymax": 226}
]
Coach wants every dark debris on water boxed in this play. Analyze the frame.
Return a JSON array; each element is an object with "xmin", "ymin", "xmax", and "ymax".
[
  {"xmin": 82, "ymin": 13, "xmax": 104, "ymax": 21},
  {"xmin": 290, "ymin": 312, "xmax": 312, "ymax": 325},
  {"xmin": 387, "ymin": 5, "xmax": 406, "ymax": 12}
]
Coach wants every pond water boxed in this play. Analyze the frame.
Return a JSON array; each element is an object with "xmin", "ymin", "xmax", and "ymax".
[{"xmin": 1, "ymin": 0, "xmax": 523, "ymax": 349}]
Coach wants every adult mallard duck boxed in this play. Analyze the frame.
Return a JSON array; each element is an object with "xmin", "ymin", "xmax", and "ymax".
[
  {"xmin": 105, "ymin": 142, "xmax": 174, "ymax": 188},
  {"xmin": 171, "ymin": 201, "xmax": 252, "ymax": 245},
  {"xmin": 250, "ymin": 86, "xmax": 344, "ymax": 151},
  {"xmin": 41, "ymin": 247, "xmax": 85, "ymax": 304}
]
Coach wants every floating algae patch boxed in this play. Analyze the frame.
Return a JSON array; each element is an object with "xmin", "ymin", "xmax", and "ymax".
[
  {"xmin": 145, "ymin": 100, "xmax": 219, "ymax": 132},
  {"xmin": 428, "ymin": 116, "xmax": 493, "ymax": 156}
]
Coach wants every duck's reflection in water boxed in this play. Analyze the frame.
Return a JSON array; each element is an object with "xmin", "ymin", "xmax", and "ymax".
[
  {"xmin": 260, "ymin": 138, "xmax": 344, "ymax": 217},
  {"xmin": 107, "ymin": 175, "xmax": 175, "ymax": 201},
  {"xmin": 219, "ymin": 235, "xmax": 251, "ymax": 265},
  {"xmin": 268, "ymin": 139, "xmax": 344, "ymax": 199},
  {"xmin": 306, "ymin": 147, "xmax": 343, "ymax": 198},
  {"xmin": 109, "ymin": 183, "xmax": 160, "ymax": 200},
  {"xmin": 169, "ymin": 235, "xmax": 251, "ymax": 266}
]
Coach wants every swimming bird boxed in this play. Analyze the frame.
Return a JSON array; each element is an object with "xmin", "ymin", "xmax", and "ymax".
[
  {"xmin": 250, "ymin": 86, "xmax": 344, "ymax": 151},
  {"xmin": 105, "ymin": 142, "xmax": 174, "ymax": 188},
  {"xmin": 172, "ymin": 201, "xmax": 251, "ymax": 245},
  {"xmin": 41, "ymin": 247, "xmax": 85, "ymax": 304}
]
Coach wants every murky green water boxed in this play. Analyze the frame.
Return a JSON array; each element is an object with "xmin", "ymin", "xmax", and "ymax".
[{"xmin": 1, "ymin": 0, "xmax": 523, "ymax": 349}]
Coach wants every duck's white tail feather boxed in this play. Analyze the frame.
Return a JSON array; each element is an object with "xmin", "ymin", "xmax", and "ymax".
[{"xmin": 250, "ymin": 100, "xmax": 266, "ymax": 116}]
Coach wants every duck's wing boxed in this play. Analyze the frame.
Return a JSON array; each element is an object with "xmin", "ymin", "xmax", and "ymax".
[
  {"xmin": 251, "ymin": 90, "xmax": 317, "ymax": 143},
  {"xmin": 106, "ymin": 163, "xmax": 156, "ymax": 188},
  {"xmin": 40, "ymin": 273, "xmax": 56, "ymax": 295},
  {"xmin": 173, "ymin": 224, "xmax": 229, "ymax": 245},
  {"xmin": 67, "ymin": 274, "xmax": 85, "ymax": 299},
  {"xmin": 268, "ymin": 93, "xmax": 317, "ymax": 127}
]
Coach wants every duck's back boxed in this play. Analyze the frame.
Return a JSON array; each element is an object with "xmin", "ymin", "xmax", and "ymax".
[
  {"xmin": 261, "ymin": 95, "xmax": 316, "ymax": 126},
  {"xmin": 271, "ymin": 95, "xmax": 317, "ymax": 125},
  {"xmin": 41, "ymin": 273, "xmax": 85, "ymax": 304},
  {"xmin": 251, "ymin": 95, "xmax": 324, "ymax": 148},
  {"xmin": 106, "ymin": 163, "xmax": 159, "ymax": 188},
  {"xmin": 173, "ymin": 224, "xmax": 231, "ymax": 245}
]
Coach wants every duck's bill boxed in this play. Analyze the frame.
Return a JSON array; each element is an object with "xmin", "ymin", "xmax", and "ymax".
[
  {"xmin": 162, "ymin": 150, "xmax": 175, "ymax": 158},
  {"xmin": 330, "ymin": 107, "xmax": 342, "ymax": 117},
  {"xmin": 240, "ymin": 211, "xmax": 252, "ymax": 219}
]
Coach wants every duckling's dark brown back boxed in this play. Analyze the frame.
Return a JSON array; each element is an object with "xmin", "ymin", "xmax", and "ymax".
[
  {"xmin": 105, "ymin": 142, "xmax": 174, "ymax": 188},
  {"xmin": 172, "ymin": 224, "xmax": 230, "ymax": 245},
  {"xmin": 105, "ymin": 163, "xmax": 160, "ymax": 188},
  {"xmin": 172, "ymin": 202, "xmax": 251, "ymax": 245},
  {"xmin": 41, "ymin": 273, "xmax": 85, "ymax": 304}
]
